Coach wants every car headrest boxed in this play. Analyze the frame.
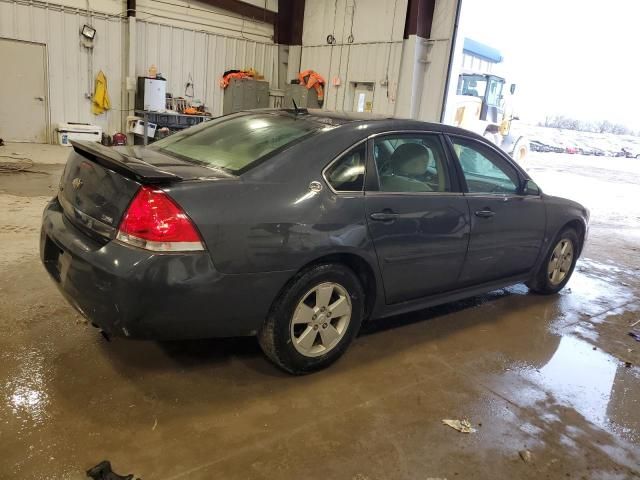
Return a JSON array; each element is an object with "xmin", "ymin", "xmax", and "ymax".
[{"xmin": 390, "ymin": 143, "xmax": 429, "ymax": 176}]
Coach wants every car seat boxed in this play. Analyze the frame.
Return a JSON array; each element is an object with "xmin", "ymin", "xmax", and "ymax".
[{"xmin": 380, "ymin": 143, "xmax": 432, "ymax": 192}]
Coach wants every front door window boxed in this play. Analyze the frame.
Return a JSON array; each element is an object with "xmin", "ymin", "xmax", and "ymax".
[{"xmin": 450, "ymin": 138, "xmax": 520, "ymax": 194}]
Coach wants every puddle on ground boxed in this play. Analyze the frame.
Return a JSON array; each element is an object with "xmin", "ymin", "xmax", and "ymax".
[
  {"xmin": 545, "ymin": 258, "xmax": 637, "ymax": 331},
  {"xmin": 512, "ymin": 334, "xmax": 640, "ymax": 445},
  {"xmin": 532, "ymin": 337, "xmax": 628, "ymax": 428},
  {"xmin": 481, "ymin": 255, "xmax": 640, "ymax": 444},
  {"xmin": 2, "ymin": 346, "xmax": 51, "ymax": 430}
]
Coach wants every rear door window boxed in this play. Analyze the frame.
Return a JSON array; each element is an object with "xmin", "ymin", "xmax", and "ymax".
[
  {"xmin": 151, "ymin": 113, "xmax": 323, "ymax": 174},
  {"xmin": 373, "ymin": 134, "xmax": 451, "ymax": 193}
]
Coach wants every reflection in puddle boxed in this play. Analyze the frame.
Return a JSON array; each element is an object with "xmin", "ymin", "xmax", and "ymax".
[
  {"xmin": 492, "ymin": 255, "xmax": 640, "ymax": 446},
  {"xmin": 523, "ymin": 335, "xmax": 639, "ymax": 442},
  {"xmin": 4, "ymin": 347, "xmax": 50, "ymax": 429},
  {"xmin": 534, "ymin": 336, "xmax": 617, "ymax": 427}
]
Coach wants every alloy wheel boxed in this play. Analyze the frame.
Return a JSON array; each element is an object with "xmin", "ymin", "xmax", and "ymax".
[
  {"xmin": 290, "ymin": 282, "xmax": 352, "ymax": 357},
  {"xmin": 547, "ymin": 238, "xmax": 574, "ymax": 285}
]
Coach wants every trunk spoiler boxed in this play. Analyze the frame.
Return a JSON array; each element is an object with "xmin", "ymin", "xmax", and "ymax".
[{"xmin": 71, "ymin": 140, "xmax": 182, "ymax": 184}]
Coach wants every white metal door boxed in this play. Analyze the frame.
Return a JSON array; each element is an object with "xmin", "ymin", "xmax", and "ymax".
[
  {"xmin": 352, "ymin": 82, "xmax": 374, "ymax": 113},
  {"xmin": 0, "ymin": 38, "xmax": 48, "ymax": 143}
]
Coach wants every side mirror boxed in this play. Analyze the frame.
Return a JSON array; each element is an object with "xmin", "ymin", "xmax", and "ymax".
[
  {"xmin": 522, "ymin": 179, "xmax": 540, "ymax": 196},
  {"xmin": 510, "ymin": 83, "xmax": 517, "ymax": 95}
]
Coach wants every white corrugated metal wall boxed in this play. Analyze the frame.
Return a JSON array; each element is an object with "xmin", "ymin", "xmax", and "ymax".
[
  {"xmin": 2, "ymin": 0, "xmax": 456, "ymax": 139},
  {"xmin": 299, "ymin": 0, "xmax": 458, "ymax": 122},
  {"xmin": 298, "ymin": 0, "xmax": 407, "ymax": 115},
  {"xmin": 0, "ymin": 0, "xmax": 124, "ymax": 140},
  {"xmin": 136, "ymin": 21, "xmax": 277, "ymax": 117},
  {"xmin": 300, "ymin": 43, "xmax": 403, "ymax": 114},
  {"xmin": 0, "ymin": 0, "xmax": 278, "ymax": 142}
]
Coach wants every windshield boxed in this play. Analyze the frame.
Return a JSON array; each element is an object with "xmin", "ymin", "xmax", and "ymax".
[
  {"xmin": 151, "ymin": 112, "xmax": 324, "ymax": 174},
  {"xmin": 457, "ymin": 75, "xmax": 487, "ymax": 98}
]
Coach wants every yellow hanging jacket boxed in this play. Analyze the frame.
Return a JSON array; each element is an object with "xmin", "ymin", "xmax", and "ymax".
[{"xmin": 92, "ymin": 70, "xmax": 111, "ymax": 115}]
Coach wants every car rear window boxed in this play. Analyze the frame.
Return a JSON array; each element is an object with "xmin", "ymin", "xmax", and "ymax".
[{"xmin": 150, "ymin": 112, "xmax": 323, "ymax": 174}]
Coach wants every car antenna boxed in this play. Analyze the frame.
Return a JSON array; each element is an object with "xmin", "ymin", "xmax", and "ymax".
[{"xmin": 290, "ymin": 98, "xmax": 308, "ymax": 116}]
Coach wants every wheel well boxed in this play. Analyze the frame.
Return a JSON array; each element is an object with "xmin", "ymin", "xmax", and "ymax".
[
  {"xmin": 563, "ymin": 219, "xmax": 586, "ymax": 253},
  {"xmin": 484, "ymin": 125, "xmax": 500, "ymax": 134},
  {"xmin": 299, "ymin": 253, "xmax": 378, "ymax": 321}
]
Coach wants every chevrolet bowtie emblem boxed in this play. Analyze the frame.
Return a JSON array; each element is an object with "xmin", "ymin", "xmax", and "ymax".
[{"xmin": 72, "ymin": 178, "xmax": 83, "ymax": 190}]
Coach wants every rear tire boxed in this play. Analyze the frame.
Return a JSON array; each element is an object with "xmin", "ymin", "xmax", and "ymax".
[
  {"xmin": 527, "ymin": 228, "xmax": 579, "ymax": 294},
  {"xmin": 258, "ymin": 263, "xmax": 364, "ymax": 374}
]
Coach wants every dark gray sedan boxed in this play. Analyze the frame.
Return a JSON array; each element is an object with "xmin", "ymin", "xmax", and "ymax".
[{"xmin": 40, "ymin": 109, "xmax": 589, "ymax": 374}]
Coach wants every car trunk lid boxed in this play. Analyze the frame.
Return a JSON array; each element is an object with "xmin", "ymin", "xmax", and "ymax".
[{"xmin": 58, "ymin": 141, "xmax": 230, "ymax": 241}]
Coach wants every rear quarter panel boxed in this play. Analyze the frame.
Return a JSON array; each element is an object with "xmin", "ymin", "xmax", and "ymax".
[{"xmin": 165, "ymin": 127, "xmax": 379, "ymax": 276}]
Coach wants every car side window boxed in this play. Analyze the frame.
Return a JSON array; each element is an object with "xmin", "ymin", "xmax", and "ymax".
[
  {"xmin": 325, "ymin": 143, "xmax": 366, "ymax": 192},
  {"xmin": 373, "ymin": 134, "xmax": 451, "ymax": 193},
  {"xmin": 450, "ymin": 137, "xmax": 520, "ymax": 194}
]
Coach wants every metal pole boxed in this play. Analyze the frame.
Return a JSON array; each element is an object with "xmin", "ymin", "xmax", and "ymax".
[
  {"xmin": 126, "ymin": 0, "xmax": 137, "ymax": 144},
  {"xmin": 439, "ymin": 0, "xmax": 463, "ymax": 123},
  {"xmin": 143, "ymin": 112, "xmax": 148, "ymax": 146}
]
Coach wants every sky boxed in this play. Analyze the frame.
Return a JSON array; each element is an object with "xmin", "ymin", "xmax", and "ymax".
[{"xmin": 459, "ymin": 0, "xmax": 640, "ymax": 130}]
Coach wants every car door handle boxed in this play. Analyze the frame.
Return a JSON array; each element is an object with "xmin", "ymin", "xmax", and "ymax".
[
  {"xmin": 474, "ymin": 209, "xmax": 496, "ymax": 218},
  {"xmin": 370, "ymin": 212, "xmax": 399, "ymax": 222}
]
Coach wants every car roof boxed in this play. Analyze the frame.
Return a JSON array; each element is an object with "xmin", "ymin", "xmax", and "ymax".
[
  {"xmin": 302, "ymin": 109, "xmax": 393, "ymax": 123},
  {"xmin": 261, "ymin": 108, "xmax": 476, "ymax": 137}
]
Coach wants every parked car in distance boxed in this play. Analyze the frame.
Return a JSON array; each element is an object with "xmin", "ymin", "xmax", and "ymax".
[
  {"xmin": 622, "ymin": 147, "xmax": 640, "ymax": 159},
  {"xmin": 40, "ymin": 110, "xmax": 589, "ymax": 374},
  {"xmin": 578, "ymin": 147, "xmax": 594, "ymax": 156},
  {"xmin": 529, "ymin": 140, "xmax": 552, "ymax": 153}
]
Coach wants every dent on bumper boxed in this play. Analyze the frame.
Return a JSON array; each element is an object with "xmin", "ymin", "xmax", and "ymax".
[{"xmin": 40, "ymin": 199, "xmax": 293, "ymax": 339}]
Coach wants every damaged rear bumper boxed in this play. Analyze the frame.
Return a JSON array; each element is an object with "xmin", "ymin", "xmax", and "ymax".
[{"xmin": 40, "ymin": 198, "xmax": 291, "ymax": 339}]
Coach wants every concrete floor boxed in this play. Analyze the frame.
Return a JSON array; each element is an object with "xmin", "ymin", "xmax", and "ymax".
[{"xmin": 1, "ymin": 143, "xmax": 639, "ymax": 479}]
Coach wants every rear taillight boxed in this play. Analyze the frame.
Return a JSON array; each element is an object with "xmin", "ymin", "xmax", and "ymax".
[{"xmin": 116, "ymin": 186, "xmax": 205, "ymax": 252}]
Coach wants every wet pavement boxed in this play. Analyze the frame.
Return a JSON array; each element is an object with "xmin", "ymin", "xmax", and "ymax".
[{"xmin": 1, "ymin": 148, "xmax": 639, "ymax": 479}]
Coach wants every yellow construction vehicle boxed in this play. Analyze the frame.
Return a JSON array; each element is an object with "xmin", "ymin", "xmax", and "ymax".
[{"xmin": 453, "ymin": 71, "xmax": 529, "ymax": 165}]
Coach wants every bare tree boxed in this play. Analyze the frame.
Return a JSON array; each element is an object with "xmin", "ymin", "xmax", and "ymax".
[{"xmin": 538, "ymin": 116, "xmax": 637, "ymax": 136}]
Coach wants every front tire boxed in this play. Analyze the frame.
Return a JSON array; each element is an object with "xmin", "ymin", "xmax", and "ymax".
[
  {"xmin": 258, "ymin": 263, "xmax": 364, "ymax": 374},
  {"xmin": 512, "ymin": 137, "xmax": 530, "ymax": 167},
  {"xmin": 527, "ymin": 228, "xmax": 579, "ymax": 294}
]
